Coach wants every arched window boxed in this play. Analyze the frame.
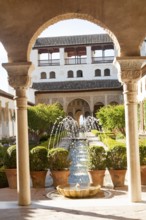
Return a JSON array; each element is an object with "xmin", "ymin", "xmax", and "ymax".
[
  {"xmin": 49, "ymin": 71, "xmax": 56, "ymax": 79},
  {"xmin": 95, "ymin": 69, "xmax": 101, "ymax": 77},
  {"xmin": 104, "ymin": 68, "xmax": 110, "ymax": 76},
  {"xmin": 77, "ymin": 70, "xmax": 83, "ymax": 77},
  {"xmin": 67, "ymin": 70, "xmax": 74, "ymax": 78},
  {"xmin": 40, "ymin": 72, "xmax": 47, "ymax": 79}
]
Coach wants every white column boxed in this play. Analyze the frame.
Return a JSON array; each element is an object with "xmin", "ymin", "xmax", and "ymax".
[
  {"xmin": 86, "ymin": 46, "xmax": 92, "ymax": 64},
  {"xmin": 3, "ymin": 62, "xmax": 32, "ymax": 206},
  {"xmin": 60, "ymin": 48, "xmax": 65, "ymax": 65},
  {"xmin": 139, "ymin": 101, "xmax": 144, "ymax": 133},
  {"xmin": 117, "ymin": 57, "xmax": 146, "ymax": 202},
  {"xmin": 105, "ymin": 94, "xmax": 108, "ymax": 105}
]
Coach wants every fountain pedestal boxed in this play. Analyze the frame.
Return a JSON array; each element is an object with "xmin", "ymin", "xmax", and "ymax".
[{"xmin": 56, "ymin": 184, "xmax": 101, "ymax": 198}]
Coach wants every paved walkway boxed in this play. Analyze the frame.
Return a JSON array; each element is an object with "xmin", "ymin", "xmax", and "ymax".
[{"xmin": 0, "ymin": 185, "xmax": 146, "ymax": 220}]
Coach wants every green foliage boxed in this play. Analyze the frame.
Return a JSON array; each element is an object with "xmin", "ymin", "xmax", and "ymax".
[
  {"xmin": 106, "ymin": 145, "xmax": 127, "ymax": 170},
  {"xmin": 96, "ymin": 105, "xmax": 125, "ymax": 136},
  {"xmin": 28, "ymin": 103, "xmax": 65, "ymax": 142},
  {"xmin": 0, "ymin": 146, "xmax": 8, "ymax": 167},
  {"xmin": 39, "ymin": 141, "xmax": 48, "ymax": 148},
  {"xmin": 139, "ymin": 145, "xmax": 146, "ymax": 165},
  {"xmin": 30, "ymin": 146, "xmax": 48, "ymax": 171},
  {"xmin": 48, "ymin": 147, "xmax": 70, "ymax": 171},
  {"xmin": 139, "ymin": 138, "xmax": 146, "ymax": 146},
  {"xmin": 88, "ymin": 146, "xmax": 107, "ymax": 170},
  {"xmin": 0, "ymin": 166, "xmax": 8, "ymax": 188},
  {"xmin": 4, "ymin": 145, "xmax": 16, "ymax": 169}
]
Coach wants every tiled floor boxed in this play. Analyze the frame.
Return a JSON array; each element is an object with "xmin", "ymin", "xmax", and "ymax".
[{"xmin": 0, "ymin": 185, "xmax": 146, "ymax": 220}]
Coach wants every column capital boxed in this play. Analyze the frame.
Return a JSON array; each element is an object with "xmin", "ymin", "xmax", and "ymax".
[
  {"xmin": 2, "ymin": 62, "xmax": 33, "ymax": 89},
  {"xmin": 116, "ymin": 56, "xmax": 146, "ymax": 83}
]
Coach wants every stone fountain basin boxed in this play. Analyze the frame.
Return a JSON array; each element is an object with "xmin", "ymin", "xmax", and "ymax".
[{"xmin": 56, "ymin": 184, "xmax": 101, "ymax": 198}]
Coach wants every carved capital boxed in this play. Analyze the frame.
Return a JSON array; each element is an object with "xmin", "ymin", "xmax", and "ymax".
[
  {"xmin": 116, "ymin": 57, "xmax": 146, "ymax": 83},
  {"xmin": 2, "ymin": 62, "xmax": 33, "ymax": 89}
]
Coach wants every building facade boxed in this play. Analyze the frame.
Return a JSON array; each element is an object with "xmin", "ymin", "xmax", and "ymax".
[
  {"xmin": 29, "ymin": 34, "xmax": 123, "ymax": 122},
  {"xmin": 0, "ymin": 90, "xmax": 15, "ymax": 140}
]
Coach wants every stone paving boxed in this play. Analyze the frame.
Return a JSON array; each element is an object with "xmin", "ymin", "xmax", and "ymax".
[{"xmin": 1, "ymin": 184, "xmax": 146, "ymax": 220}]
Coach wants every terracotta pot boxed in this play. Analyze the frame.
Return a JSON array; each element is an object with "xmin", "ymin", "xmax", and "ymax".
[
  {"xmin": 109, "ymin": 169, "xmax": 126, "ymax": 187},
  {"xmin": 141, "ymin": 165, "xmax": 146, "ymax": 185},
  {"xmin": 50, "ymin": 170, "xmax": 70, "ymax": 188},
  {"xmin": 5, "ymin": 168, "xmax": 17, "ymax": 189},
  {"xmin": 88, "ymin": 170, "xmax": 105, "ymax": 186},
  {"xmin": 30, "ymin": 170, "xmax": 47, "ymax": 188}
]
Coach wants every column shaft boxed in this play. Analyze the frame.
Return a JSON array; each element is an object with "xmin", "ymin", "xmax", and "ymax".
[
  {"xmin": 16, "ymin": 89, "xmax": 31, "ymax": 205},
  {"xmin": 123, "ymin": 83, "xmax": 141, "ymax": 202},
  {"xmin": 2, "ymin": 62, "xmax": 32, "ymax": 206},
  {"xmin": 116, "ymin": 57, "xmax": 146, "ymax": 202}
]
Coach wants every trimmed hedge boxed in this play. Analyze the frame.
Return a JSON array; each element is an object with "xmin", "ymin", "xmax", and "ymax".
[{"xmin": 30, "ymin": 146, "xmax": 48, "ymax": 171}]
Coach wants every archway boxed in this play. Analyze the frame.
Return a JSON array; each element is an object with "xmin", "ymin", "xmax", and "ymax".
[
  {"xmin": 93, "ymin": 102, "xmax": 104, "ymax": 117},
  {"xmin": 67, "ymin": 98, "xmax": 91, "ymax": 124},
  {"xmin": 28, "ymin": 14, "xmax": 120, "ymax": 60},
  {"xmin": 1, "ymin": 5, "xmax": 144, "ymax": 205}
]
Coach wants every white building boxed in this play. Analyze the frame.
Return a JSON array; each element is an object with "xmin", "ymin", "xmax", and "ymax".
[
  {"xmin": 0, "ymin": 89, "xmax": 15, "ymax": 140},
  {"xmin": 29, "ymin": 34, "xmax": 123, "ymax": 122}
]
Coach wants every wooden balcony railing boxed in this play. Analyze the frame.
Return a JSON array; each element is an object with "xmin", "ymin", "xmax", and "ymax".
[{"xmin": 38, "ymin": 56, "xmax": 114, "ymax": 66}]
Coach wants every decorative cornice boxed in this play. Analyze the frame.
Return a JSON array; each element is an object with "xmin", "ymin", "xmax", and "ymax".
[
  {"xmin": 116, "ymin": 57, "xmax": 146, "ymax": 83},
  {"xmin": 2, "ymin": 62, "xmax": 32, "ymax": 89}
]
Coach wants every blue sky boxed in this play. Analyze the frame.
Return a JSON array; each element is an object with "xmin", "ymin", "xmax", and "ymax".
[{"xmin": 0, "ymin": 19, "xmax": 106, "ymax": 92}]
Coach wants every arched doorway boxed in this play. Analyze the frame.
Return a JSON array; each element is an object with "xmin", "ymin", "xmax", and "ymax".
[
  {"xmin": 67, "ymin": 98, "xmax": 91, "ymax": 124},
  {"xmin": 93, "ymin": 102, "xmax": 104, "ymax": 117}
]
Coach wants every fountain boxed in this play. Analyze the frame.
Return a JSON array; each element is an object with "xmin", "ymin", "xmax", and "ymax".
[{"xmin": 49, "ymin": 116, "xmax": 102, "ymax": 198}]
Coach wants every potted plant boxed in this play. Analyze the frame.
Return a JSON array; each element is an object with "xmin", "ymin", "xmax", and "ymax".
[
  {"xmin": 106, "ymin": 145, "xmax": 127, "ymax": 187},
  {"xmin": 0, "ymin": 146, "xmax": 8, "ymax": 188},
  {"xmin": 139, "ymin": 145, "xmax": 146, "ymax": 185},
  {"xmin": 88, "ymin": 145, "xmax": 107, "ymax": 186},
  {"xmin": 4, "ymin": 145, "xmax": 17, "ymax": 189},
  {"xmin": 48, "ymin": 147, "xmax": 70, "ymax": 188},
  {"xmin": 30, "ymin": 146, "xmax": 48, "ymax": 188}
]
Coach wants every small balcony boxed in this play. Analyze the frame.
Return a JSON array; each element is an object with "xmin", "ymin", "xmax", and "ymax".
[
  {"xmin": 92, "ymin": 56, "xmax": 114, "ymax": 63},
  {"xmin": 38, "ymin": 56, "xmax": 114, "ymax": 66},
  {"xmin": 38, "ymin": 59, "xmax": 60, "ymax": 66},
  {"xmin": 65, "ymin": 57, "xmax": 87, "ymax": 65}
]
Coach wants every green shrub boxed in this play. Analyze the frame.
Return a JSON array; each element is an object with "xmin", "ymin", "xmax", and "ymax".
[
  {"xmin": 39, "ymin": 141, "xmax": 48, "ymax": 148},
  {"xmin": 0, "ymin": 166, "xmax": 8, "ymax": 188},
  {"xmin": 39, "ymin": 134, "xmax": 49, "ymax": 142},
  {"xmin": 101, "ymin": 135, "xmax": 125, "ymax": 149},
  {"xmin": 48, "ymin": 147, "xmax": 70, "ymax": 171},
  {"xmin": 30, "ymin": 146, "xmax": 48, "ymax": 171},
  {"xmin": 139, "ymin": 145, "xmax": 146, "ymax": 165},
  {"xmin": 0, "ymin": 146, "xmax": 8, "ymax": 167},
  {"xmin": 88, "ymin": 145, "xmax": 107, "ymax": 170},
  {"xmin": 106, "ymin": 145, "xmax": 127, "ymax": 170},
  {"xmin": 4, "ymin": 145, "xmax": 16, "ymax": 169}
]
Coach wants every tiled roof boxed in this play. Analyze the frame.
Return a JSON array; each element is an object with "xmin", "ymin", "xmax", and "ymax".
[
  {"xmin": 32, "ymin": 80, "xmax": 122, "ymax": 92},
  {"xmin": 33, "ymin": 34, "xmax": 113, "ymax": 48},
  {"xmin": 0, "ymin": 89, "xmax": 13, "ymax": 99},
  {"xmin": 0, "ymin": 89, "xmax": 34, "ymax": 106}
]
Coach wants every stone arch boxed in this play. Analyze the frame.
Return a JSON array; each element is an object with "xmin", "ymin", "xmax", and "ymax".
[
  {"xmin": 93, "ymin": 102, "xmax": 104, "ymax": 117},
  {"xmin": 27, "ymin": 13, "xmax": 120, "ymax": 61},
  {"xmin": 67, "ymin": 98, "xmax": 91, "ymax": 122}
]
